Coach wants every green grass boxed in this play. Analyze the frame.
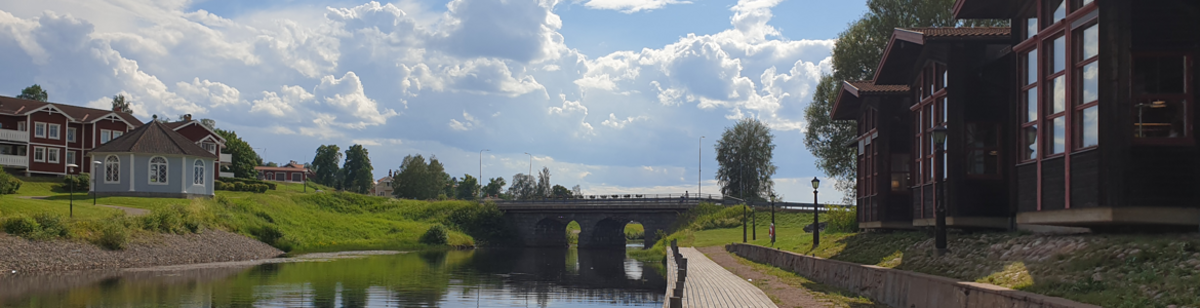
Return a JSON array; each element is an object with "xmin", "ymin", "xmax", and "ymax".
[{"xmin": 723, "ymin": 250, "xmax": 889, "ymax": 308}]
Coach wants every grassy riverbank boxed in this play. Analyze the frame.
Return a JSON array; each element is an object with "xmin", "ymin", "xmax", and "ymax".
[
  {"xmin": 0, "ymin": 176, "xmax": 509, "ymax": 254},
  {"xmin": 644, "ymin": 202, "xmax": 1200, "ymax": 308}
]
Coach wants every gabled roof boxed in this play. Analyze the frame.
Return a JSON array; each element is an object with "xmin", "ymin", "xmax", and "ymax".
[
  {"xmin": 831, "ymin": 81, "xmax": 910, "ymax": 120},
  {"xmin": 164, "ymin": 120, "xmax": 227, "ymax": 144},
  {"xmin": 0, "ymin": 95, "xmax": 142, "ymax": 126},
  {"xmin": 91, "ymin": 121, "xmax": 218, "ymax": 158},
  {"xmin": 873, "ymin": 27, "xmax": 1011, "ymax": 85}
]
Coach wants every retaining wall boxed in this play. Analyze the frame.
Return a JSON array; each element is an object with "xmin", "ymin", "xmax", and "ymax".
[{"xmin": 726, "ymin": 243, "xmax": 1102, "ymax": 308}]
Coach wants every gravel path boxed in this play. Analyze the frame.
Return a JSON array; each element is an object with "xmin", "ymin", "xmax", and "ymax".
[
  {"xmin": 0, "ymin": 230, "xmax": 283, "ymax": 275},
  {"xmin": 698, "ymin": 246, "xmax": 828, "ymax": 308}
]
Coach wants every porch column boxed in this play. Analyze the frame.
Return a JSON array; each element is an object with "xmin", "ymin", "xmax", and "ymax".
[
  {"xmin": 181, "ymin": 157, "xmax": 187, "ymax": 194},
  {"xmin": 128, "ymin": 154, "xmax": 135, "ymax": 192}
]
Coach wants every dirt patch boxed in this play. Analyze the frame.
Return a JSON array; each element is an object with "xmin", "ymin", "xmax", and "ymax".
[{"xmin": 698, "ymin": 246, "xmax": 828, "ymax": 308}]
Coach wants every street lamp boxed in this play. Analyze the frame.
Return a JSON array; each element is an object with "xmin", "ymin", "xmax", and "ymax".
[
  {"xmin": 523, "ymin": 152, "xmax": 532, "ymax": 176},
  {"xmin": 67, "ymin": 163, "xmax": 78, "ymax": 218},
  {"xmin": 770, "ymin": 193, "xmax": 776, "ymax": 246},
  {"xmin": 932, "ymin": 125, "xmax": 949, "ymax": 256},
  {"xmin": 479, "ymin": 149, "xmax": 490, "ymax": 199},
  {"xmin": 811, "ymin": 177, "xmax": 820, "ymax": 249},
  {"xmin": 698, "ymin": 136, "xmax": 704, "ymax": 197},
  {"xmin": 93, "ymin": 161, "xmax": 102, "ymax": 205}
]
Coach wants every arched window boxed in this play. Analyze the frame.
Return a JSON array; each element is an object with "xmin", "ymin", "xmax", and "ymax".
[
  {"xmin": 149, "ymin": 156, "xmax": 168, "ymax": 185},
  {"xmin": 104, "ymin": 155, "xmax": 120, "ymax": 183},
  {"xmin": 193, "ymin": 160, "xmax": 206, "ymax": 186}
]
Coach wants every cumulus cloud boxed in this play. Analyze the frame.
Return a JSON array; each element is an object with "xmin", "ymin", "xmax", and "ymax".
[
  {"xmin": 601, "ymin": 113, "xmax": 647, "ymax": 129},
  {"xmin": 314, "ymin": 71, "xmax": 400, "ymax": 129},
  {"xmin": 582, "ymin": 0, "xmax": 692, "ymax": 13},
  {"xmin": 448, "ymin": 110, "xmax": 481, "ymax": 131}
]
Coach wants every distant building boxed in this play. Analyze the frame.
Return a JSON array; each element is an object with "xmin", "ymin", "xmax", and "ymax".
[
  {"xmin": 255, "ymin": 161, "xmax": 309, "ymax": 183},
  {"xmin": 370, "ymin": 170, "xmax": 395, "ymax": 197},
  {"xmin": 89, "ymin": 121, "xmax": 217, "ymax": 198},
  {"xmin": 0, "ymin": 96, "xmax": 142, "ymax": 176}
]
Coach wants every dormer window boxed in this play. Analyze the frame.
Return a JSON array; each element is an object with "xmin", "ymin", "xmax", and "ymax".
[{"xmin": 202, "ymin": 142, "xmax": 217, "ymax": 154}]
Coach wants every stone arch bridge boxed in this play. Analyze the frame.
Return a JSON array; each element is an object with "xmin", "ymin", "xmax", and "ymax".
[{"xmin": 497, "ymin": 194, "xmax": 719, "ymax": 249}]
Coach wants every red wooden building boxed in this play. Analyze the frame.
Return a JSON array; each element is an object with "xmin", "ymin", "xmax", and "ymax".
[{"xmin": 0, "ymin": 96, "xmax": 141, "ymax": 176}]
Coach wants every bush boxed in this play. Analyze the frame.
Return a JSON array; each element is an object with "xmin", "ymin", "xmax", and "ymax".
[
  {"xmin": 214, "ymin": 180, "xmax": 270, "ymax": 193},
  {"xmin": 255, "ymin": 224, "xmax": 284, "ymax": 247},
  {"xmin": 217, "ymin": 177, "xmax": 276, "ymax": 190},
  {"xmin": 32, "ymin": 213, "xmax": 69, "ymax": 240},
  {"xmin": 0, "ymin": 168, "xmax": 21, "ymax": 195},
  {"xmin": 97, "ymin": 221, "xmax": 128, "ymax": 250},
  {"xmin": 419, "ymin": 224, "xmax": 449, "ymax": 245},
  {"xmin": 2, "ymin": 215, "xmax": 40, "ymax": 238},
  {"xmin": 61, "ymin": 173, "xmax": 90, "ymax": 191},
  {"xmin": 825, "ymin": 205, "xmax": 859, "ymax": 233},
  {"xmin": 141, "ymin": 204, "xmax": 202, "ymax": 234}
]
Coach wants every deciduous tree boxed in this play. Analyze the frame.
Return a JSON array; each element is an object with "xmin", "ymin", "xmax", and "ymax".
[
  {"xmin": 483, "ymin": 177, "xmax": 506, "ymax": 198},
  {"xmin": 111, "ymin": 94, "xmax": 131, "ymax": 113},
  {"xmin": 506, "ymin": 173, "xmax": 536, "ymax": 200},
  {"xmin": 17, "ymin": 85, "xmax": 47, "ymax": 102},
  {"xmin": 214, "ymin": 129, "xmax": 261, "ymax": 179},
  {"xmin": 456, "ymin": 174, "xmax": 481, "ymax": 200},
  {"xmin": 392, "ymin": 154, "xmax": 449, "ymax": 200},
  {"xmin": 535, "ymin": 167, "xmax": 551, "ymax": 198},
  {"xmin": 312, "ymin": 145, "xmax": 342, "ymax": 188},
  {"xmin": 551, "ymin": 185, "xmax": 571, "ymax": 198},
  {"xmin": 715, "ymin": 118, "xmax": 777, "ymax": 202},
  {"xmin": 342, "ymin": 144, "xmax": 374, "ymax": 194}
]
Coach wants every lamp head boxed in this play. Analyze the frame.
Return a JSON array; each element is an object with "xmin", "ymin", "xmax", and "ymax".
[
  {"xmin": 66, "ymin": 163, "xmax": 78, "ymax": 169},
  {"xmin": 94, "ymin": 161, "xmax": 103, "ymax": 165},
  {"xmin": 933, "ymin": 125, "xmax": 948, "ymax": 145},
  {"xmin": 811, "ymin": 177, "xmax": 820, "ymax": 189}
]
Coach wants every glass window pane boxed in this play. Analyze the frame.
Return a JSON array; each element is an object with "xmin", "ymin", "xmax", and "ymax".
[
  {"xmin": 1025, "ymin": 50, "xmax": 1038, "ymax": 85},
  {"xmin": 1136, "ymin": 99, "xmax": 1187, "ymax": 138},
  {"xmin": 1053, "ymin": 36, "xmax": 1066, "ymax": 73},
  {"xmin": 1026, "ymin": 87, "xmax": 1039, "ymax": 122},
  {"xmin": 1049, "ymin": 0, "xmax": 1066, "ymax": 22},
  {"xmin": 941, "ymin": 98, "xmax": 947, "ymax": 124},
  {"xmin": 1024, "ymin": 125, "xmax": 1039, "ymax": 160},
  {"xmin": 926, "ymin": 105, "xmax": 934, "ymax": 128},
  {"xmin": 1052, "ymin": 117, "xmax": 1066, "ymax": 154},
  {"xmin": 1027, "ymin": 18, "xmax": 1038, "ymax": 39},
  {"xmin": 1080, "ymin": 62, "xmax": 1099, "ymax": 104},
  {"xmin": 1081, "ymin": 24, "xmax": 1098, "ymax": 60},
  {"xmin": 1051, "ymin": 76, "xmax": 1066, "ymax": 114},
  {"xmin": 1134, "ymin": 56, "xmax": 1187, "ymax": 94},
  {"xmin": 1079, "ymin": 106, "xmax": 1099, "ymax": 147}
]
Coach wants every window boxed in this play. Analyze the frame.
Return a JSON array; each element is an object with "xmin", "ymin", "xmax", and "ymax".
[
  {"xmin": 67, "ymin": 127, "xmax": 76, "ymax": 143},
  {"xmin": 1132, "ymin": 54, "xmax": 1193, "ymax": 141},
  {"xmin": 47, "ymin": 148, "xmax": 59, "ymax": 164},
  {"xmin": 33, "ymin": 147, "xmax": 45, "ymax": 162},
  {"xmin": 66, "ymin": 151, "xmax": 75, "ymax": 166},
  {"xmin": 34, "ymin": 122, "xmax": 46, "ymax": 138},
  {"xmin": 1075, "ymin": 21, "xmax": 1100, "ymax": 149},
  {"xmin": 100, "ymin": 129, "xmax": 112, "ymax": 144},
  {"xmin": 275, "ymin": 172, "xmax": 285, "ymax": 181},
  {"xmin": 890, "ymin": 154, "xmax": 910, "ymax": 192},
  {"xmin": 292, "ymin": 173, "xmax": 302, "ymax": 182},
  {"xmin": 966, "ymin": 124, "xmax": 1001, "ymax": 175},
  {"xmin": 48, "ymin": 124, "xmax": 60, "ymax": 140},
  {"xmin": 193, "ymin": 160, "xmax": 205, "ymax": 185},
  {"xmin": 149, "ymin": 156, "xmax": 168, "ymax": 185},
  {"xmin": 1046, "ymin": 34, "xmax": 1068, "ymax": 156},
  {"xmin": 913, "ymin": 63, "xmax": 949, "ymax": 184},
  {"xmin": 112, "ymin": 131, "xmax": 123, "ymax": 140},
  {"xmin": 105, "ymin": 155, "xmax": 120, "ymax": 183},
  {"xmin": 202, "ymin": 142, "xmax": 217, "ymax": 154},
  {"xmin": 17, "ymin": 121, "xmax": 25, "ymax": 132}
]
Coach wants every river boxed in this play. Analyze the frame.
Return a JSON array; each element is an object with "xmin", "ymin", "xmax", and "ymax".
[{"xmin": 0, "ymin": 247, "xmax": 666, "ymax": 307}]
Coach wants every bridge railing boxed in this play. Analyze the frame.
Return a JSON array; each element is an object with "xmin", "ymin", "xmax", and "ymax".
[{"xmin": 491, "ymin": 193, "xmax": 724, "ymax": 204}]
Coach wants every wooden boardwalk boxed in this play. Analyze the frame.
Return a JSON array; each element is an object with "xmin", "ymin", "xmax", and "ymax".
[{"xmin": 665, "ymin": 247, "xmax": 777, "ymax": 308}]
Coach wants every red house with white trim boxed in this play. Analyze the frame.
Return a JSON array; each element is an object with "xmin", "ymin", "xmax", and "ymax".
[{"xmin": 0, "ymin": 96, "xmax": 141, "ymax": 176}]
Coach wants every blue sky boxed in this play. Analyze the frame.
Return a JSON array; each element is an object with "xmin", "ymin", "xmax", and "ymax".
[{"xmin": 0, "ymin": 0, "xmax": 868, "ymax": 202}]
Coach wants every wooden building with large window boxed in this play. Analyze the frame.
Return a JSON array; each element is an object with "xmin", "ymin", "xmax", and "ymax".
[
  {"xmin": 954, "ymin": 0, "xmax": 1200, "ymax": 227},
  {"xmin": 832, "ymin": 81, "xmax": 913, "ymax": 229}
]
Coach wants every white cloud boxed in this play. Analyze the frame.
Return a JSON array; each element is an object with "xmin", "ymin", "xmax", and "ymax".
[
  {"xmin": 449, "ymin": 110, "xmax": 481, "ymax": 131},
  {"xmin": 314, "ymin": 71, "xmax": 400, "ymax": 129},
  {"xmin": 601, "ymin": 113, "xmax": 647, "ymax": 129},
  {"xmin": 176, "ymin": 78, "xmax": 242, "ymax": 108},
  {"xmin": 581, "ymin": 0, "xmax": 692, "ymax": 13}
]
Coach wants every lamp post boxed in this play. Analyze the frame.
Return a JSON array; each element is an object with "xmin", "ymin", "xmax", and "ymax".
[
  {"xmin": 479, "ymin": 149, "xmax": 490, "ymax": 199},
  {"xmin": 770, "ymin": 193, "xmax": 776, "ymax": 246},
  {"xmin": 67, "ymin": 163, "xmax": 78, "ymax": 218},
  {"xmin": 93, "ymin": 161, "xmax": 102, "ymax": 205},
  {"xmin": 933, "ymin": 125, "xmax": 949, "ymax": 256},
  {"xmin": 698, "ymin": 136, "xmax": 704, "ymax": 196},
  {"xmin": 523, "ymin": 152, "xmax": 532, "ymax": 176},
  {"xmin": 811, "ymin": 177, "xmax": 820, "ymax": 249}
]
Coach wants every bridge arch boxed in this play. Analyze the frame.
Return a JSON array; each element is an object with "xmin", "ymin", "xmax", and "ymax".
[{"xmin": 530, "ymin": 217, "xmax": 571, "ymax": 247}]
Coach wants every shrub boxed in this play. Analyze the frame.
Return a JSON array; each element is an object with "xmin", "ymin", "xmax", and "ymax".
[
  {"xmin": 255, "ymin": 224, "xmax": 284, "ymax": 247},
  {"xmin": 217, "ymin": 177, "xmax": 276, "ymax": 190},
  {"xmin": 0, "ymin": 168, "xmax": 21, "ymax": 195},
  {"xmin": 32, "ymin": 213, "xmax": 69, "ymax": 240},
  {"xmin": 97, "ymin": 221, "xmax": 128, "ymax": 250},
  {"xmin": 2, "ymin": 215, "xmax": 40, "ymax": 238},
  {"xmin": 61, "ymin": 173, "xmax": 90, "ymax": 191},
  {"xmin": 141, "ymin": 204, "xmax": 201, "ymax": 234},
  {"xmin": 825, "ymin": 205, "xmax": 859, "ymax": 233},
  {"xmin": 419, "ymin": 224, "xmax": 449, "ymax": 245}
]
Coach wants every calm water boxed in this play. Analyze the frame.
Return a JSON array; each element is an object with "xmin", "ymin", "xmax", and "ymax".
[{"xmin": 0, "ymin": 247, "xmax": 665, "ymax": 308}]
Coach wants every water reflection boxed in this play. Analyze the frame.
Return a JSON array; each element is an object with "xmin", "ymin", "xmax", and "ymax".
[{"xmin": 0, "ymin": 247, "xmax": 664, "ymax": 308}]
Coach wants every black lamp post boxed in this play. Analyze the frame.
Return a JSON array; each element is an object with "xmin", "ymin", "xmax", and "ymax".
[
  {"xmin": 752, "ymin": 201, "xmax": 757, "ymax": 241},
  {"xmin": 67, "ymin": 163, "xmax": 78, "ymax": 218},
  {"xmin": 932, "ymin": 125, "xmax": 948, "ymax": 256},
  {"xmin": 93, "ymin": 161, "xmax": 102, "ymax": 205},
  {"xmin": 811, "ymin": 177, "xmax": 820, "ymax": 249},
  {"xmin": 770, "ymin": 193, "xmax": 776, "ymax": 246}
]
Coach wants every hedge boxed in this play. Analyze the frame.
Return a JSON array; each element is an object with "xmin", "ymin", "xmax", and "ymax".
[{"xmin": 217, "ymin": 177, "xmax": 276, "ymax": 190}]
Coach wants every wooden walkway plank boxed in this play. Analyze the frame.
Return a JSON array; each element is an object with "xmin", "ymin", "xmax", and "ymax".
[{"xmin": 665, "ymin": 247, "xmax": 777, "ymax": 308}]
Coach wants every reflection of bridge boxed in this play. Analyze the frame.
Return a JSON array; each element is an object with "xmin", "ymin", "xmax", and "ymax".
[{"xmin": 497, "ymin": 194, "xmax": 720, "ymax": 248}]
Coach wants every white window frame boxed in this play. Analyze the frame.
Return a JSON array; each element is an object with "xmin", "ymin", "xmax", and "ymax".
[
  {"xmin": 33, "ymin": 147, "xmax": 45, "ymax": 162},
  {"xmin": 47, "ymin": 148, "xmax": 59, "ymax": 164},
  {"xmin": 47, "ymin": 123, "xmax": 60, "ymax": 140},
  {"xmin": 275, "ymin": 172, "xmax": 285, "ymax": 181},
  {"xmin": 100, "ymin": 129, "xmax": 112, "ymax": 144},
  {"xmin": 67, "ymin": 127, "xmax": 76, "ymax": 143},
  {"xmin": 105, "ymin": 155, "xmax": 120, "ymax": 184},
  {"xmin": 17, "ymin": 121, "xmax": 26, "ymax": 132},
  {"xmin": 34, "ymin": 122, "xmax": 46, "ymax": 138},
  {"xmin": 149, "ymin": 156, "xmax": 168, "ymax": 185},
  {"xmin": 112, "ymin": 130, "xmax": 123, "ymax": 140},
  {"xmin": 193, "ymin": 160, "xmax": 205, "ymax": 186},
  {"xmin": 66, "ymin": 150, "xmax": 75, "ymax": 166}
]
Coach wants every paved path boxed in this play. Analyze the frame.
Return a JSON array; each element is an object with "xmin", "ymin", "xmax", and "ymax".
[
  {"xmin": 18, "ymin": 196, "xmax": 150, "ymax": 216},
  {"xmin": 667, "ymin": 246, "xmax": 777, "ymax": 308}
]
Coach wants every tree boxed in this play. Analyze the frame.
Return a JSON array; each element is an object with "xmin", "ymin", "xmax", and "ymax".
[
  {"xmin": 506, "ymin": 173, "xmax": 537, "ymax": 200},
  {"xmin": 571, "ymin": 185, "xmax": 582, "ymax": 197},
  {"xmin": 444, "ymin": 176, "xmax": 459, "ymax": 198},
  {"xmin": 199, "ymin": 118, "xmax": 217, "ymax": 130},
  {"xmin": 111, "ymin": 94, "xmax": 131, "ymax": 114},
  {"xmin": 17, "ymin": 85, "xmax": 47, "ymax": 102},
  {"xmin": 341, "ymin": 144, "xmax": 374, "ymax": 194},
  {"xmin": 551, "ymin": 184, "xmax": 572, "ymax": 198},
  {"xmin": 265, "ymin": 162, "xmax": 279, "ymax": 167},
  {"xmin": 215, "ymin": 129, "xmax": 262, "ymax": 179},
  {"xmin": 456, "ymin": 174, "xmax": 481, "ymax": 200},
  {"xmin": 312, "ymin": 145, "xmax": 342, "ymax": 188},
  {"xmin": 802, "ymin": 0, "xmax": 1006, "ymax": 202},
  {"xmin": 715, "ymin": 118, "xmax": 777, "ymax": 202},
  {"xmin": 392, "ymin": 154, "xmax": 449, "ymax": 200},
  {"xmin": 535, "ymin": 167, "xmax": 552, "ymax": 198},
  {"xmin": 483, "ymin": 177, "xmax": 506, "ymax": 198}
]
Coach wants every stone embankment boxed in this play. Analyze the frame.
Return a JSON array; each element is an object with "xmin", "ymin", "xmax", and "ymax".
[{"xmin": 0, "ymin": 230, "xmax": 283, "ymax": 275}]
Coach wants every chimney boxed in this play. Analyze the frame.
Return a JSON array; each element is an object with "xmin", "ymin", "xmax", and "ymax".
[{"xmin": 183, "ymin": 114, "xmax": 192, "ymax": 122}]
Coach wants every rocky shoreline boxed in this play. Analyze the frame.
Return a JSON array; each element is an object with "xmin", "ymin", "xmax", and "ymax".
[{"xmin": 0, "ymin": 230, "xmax": 284, "ymax": 275}]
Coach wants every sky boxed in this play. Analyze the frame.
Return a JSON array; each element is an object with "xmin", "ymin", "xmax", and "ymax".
[{"xmin": 0, "ymin": 0, "xmax": 869, "ymax": 203}]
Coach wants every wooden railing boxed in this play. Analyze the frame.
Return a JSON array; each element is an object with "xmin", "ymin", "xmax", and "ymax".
[{"xmin": 0, "ymin": 154, "xmax": 28, "ymax": 167}]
